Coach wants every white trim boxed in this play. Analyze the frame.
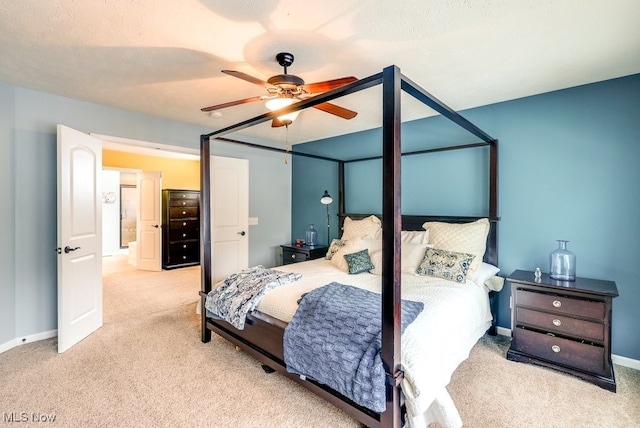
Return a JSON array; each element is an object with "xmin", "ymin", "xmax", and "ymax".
[
  {"xmin": 93, "ymin": 133, "xmax": 200, "ymax": 160},
  {"xmin": 495, "ymin": 327, "xmax": 640, "ymax": 370},
  {"xmin": 496, "ymin": 326, "xmax": 511, "ymax": 337},
  {"xmin": 612, "ymin": 354, "xmax": 640, "ymax": 371},
  {"xmin": 0, "ymin": 330, "xmax": 57, "ymax": 354}
]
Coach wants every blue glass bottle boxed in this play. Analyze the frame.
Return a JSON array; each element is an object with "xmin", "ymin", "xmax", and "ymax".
[
  {"xmin": 305, "ymin": 224, "xmax": 317, "ymax": 246},
  {"xmin": 549, "ymin": 240, "xmax": 576, "ymax": 281}
]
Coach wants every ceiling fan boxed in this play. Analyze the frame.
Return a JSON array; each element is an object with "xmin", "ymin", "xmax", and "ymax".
[{"xmin": 201, "ymin": 52, "xmax": 358, "ymax": 127}]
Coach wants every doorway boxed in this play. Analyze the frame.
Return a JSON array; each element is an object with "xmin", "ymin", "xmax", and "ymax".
[{"xmin": 120, "ymin": 184, "xmax": 137, "ymax": 248}]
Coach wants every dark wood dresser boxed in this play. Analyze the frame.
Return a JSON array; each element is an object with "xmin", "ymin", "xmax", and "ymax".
[
  {"xmin": 280, "ymin": 244, "xmax": 328, "ymax": 265},
  {"xmin": 506, "ymin": 269, "xmax": 618, "ymax": 391},
  {"xmin": 162, "ymin": 189, "xmax": 200, "ymax": 269}
]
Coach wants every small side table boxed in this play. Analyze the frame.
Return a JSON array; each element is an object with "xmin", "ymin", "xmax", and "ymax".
[
  {"xmin": 506, "ymin": 269, "xmax": 619, "ymax": 391},
  {"xmin": 280, "ymin": 244, "xmax": 328, "ymax": 265}
]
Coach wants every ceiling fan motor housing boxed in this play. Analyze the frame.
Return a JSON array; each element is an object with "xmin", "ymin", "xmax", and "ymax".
[{"xmin": 267, "ymin": 74, "xmax": 305, "ymax": 90}]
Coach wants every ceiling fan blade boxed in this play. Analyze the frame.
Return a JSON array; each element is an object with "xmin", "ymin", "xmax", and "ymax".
[
  {"xmin": 222, "ymin": 70, "xmax": 271, "ymax": 88},
  {"xmin": 313, "ymin": 102, "xmax": 358, "ymax": 120},
  {"xmin": 302, "ymin": 76, "xmax": 357, "ymax": 94},
  {"xmin": 201, "ymin": 96, "xmax": 265, "ymax": 112},
  {"xmin": 271, "ymin": 118, "xmax": 287, "ymax": 128}
]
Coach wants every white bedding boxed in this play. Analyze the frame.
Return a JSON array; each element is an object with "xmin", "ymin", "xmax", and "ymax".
[{"xmin": 246, "ymin": 258, "xmax": 493, "ymax": 428}]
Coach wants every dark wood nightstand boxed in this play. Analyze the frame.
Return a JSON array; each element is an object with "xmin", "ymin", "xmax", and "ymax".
[
  {"xmin": 280, "ymin": 244, "xmax": 328, "ymax": 265},
  {"xmin": 506, "ymin": 269, "xmax": 619, "ymax": 391}
]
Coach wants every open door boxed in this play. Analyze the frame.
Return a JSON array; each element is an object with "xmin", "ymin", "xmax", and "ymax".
[
  {"xmin": 211, "ymin": 156, "xmax": 249, "ymax": 282},
  {"xmin": 135, "ymin": 171, "xmax": 162, "ymax": 271},
  {"xmin": 57, "ymin": 125, "xmax": 103, "ymax": 353}
]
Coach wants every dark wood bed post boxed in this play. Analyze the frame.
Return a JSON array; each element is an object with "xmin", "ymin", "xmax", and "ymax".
[
  {"xmin": 200, "ymin": 134, "xmax": 212, "ymax": 343},
  {"xmin": 380, "ymin": 65, "xmax": 403, "ymax": 428},
  {"xmin": 488, "ymin": 139, "xmax": 499, "ymax": 266},
  {"xmin": 338, "ymin": 161, "xmax": 345, "ymax": 219}
]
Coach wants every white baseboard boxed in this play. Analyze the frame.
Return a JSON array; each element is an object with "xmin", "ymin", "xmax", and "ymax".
[
  {"xmin": 612, "ymin": 354, "xmax": 640, "ymax": 371},
  {"xmin": 0, "ymin": 330, "xmax": 57, "ymax": 354},
  {"xmin": 496, "ymin": 326, "xmax": 511, "ymax": 337},
  {"xmin": 494, "ymin": 326, "xmax": 639, "ymax": 370}
]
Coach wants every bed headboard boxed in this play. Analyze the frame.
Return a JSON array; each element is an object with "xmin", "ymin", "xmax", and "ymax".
[{"xmin": 337, "ymin": 213, "xmax": 498, "ymax": 266}]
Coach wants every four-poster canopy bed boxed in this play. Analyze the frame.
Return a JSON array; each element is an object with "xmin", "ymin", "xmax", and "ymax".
[{"xmin": 199, "ymin": 65, "xmax": 499, "ymax": 427}]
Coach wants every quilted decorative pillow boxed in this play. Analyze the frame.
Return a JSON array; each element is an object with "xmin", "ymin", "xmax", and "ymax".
[
  {"xmin": 416, "ymin": 247, "xmax": 476, "ymax": 283},
  {"xmin": 325, "ymin": 239, "xmax": 346, "ymax": 260},
  {"xmin": 421, "ymin": 218, "xmax": 489, "ymax": 274},
  {"xmin": 342, "ymin": 215, "xmax": 382, "ymax": 240},
  {"xmin": 343, "ymin": 249, "xmax": 375, "ymax": 274}
]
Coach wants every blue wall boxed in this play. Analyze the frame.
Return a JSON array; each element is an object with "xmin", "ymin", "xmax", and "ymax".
[{"xmin": 291, "ymin": 73, "xmax": 640, "ymax": 360}]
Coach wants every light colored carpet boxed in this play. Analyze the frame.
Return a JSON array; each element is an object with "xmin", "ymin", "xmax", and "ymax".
[{"xmin": 0, "ymin": 255, "xmax": 638, "ymax": 427}]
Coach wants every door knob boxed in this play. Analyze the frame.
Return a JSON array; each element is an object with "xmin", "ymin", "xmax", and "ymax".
[
  {"xmin": 238, "ymin": 231, "xmax": 246, "ymax": 236},
  {"xmin": 151, "ymin": 224, "xmax": 159, "ymax": 228},
  {"xmin": 64, "ymin": 246, "xmax": 80, "ymax": 254}
]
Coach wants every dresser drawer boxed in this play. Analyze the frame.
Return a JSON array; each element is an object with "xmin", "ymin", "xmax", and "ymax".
[
  {"xmin": 516, "ymin": 289, "xmax": 605, "ymax": 320},
  {"xmin": 169, "ymin": 228, "xmax": 199, "ymax": 241},
  {"xmin": 169, "ymin": 198, "xmax": 198, "ymax": 207},
  {"xmin": 512, "ymin": 328, "xmax": 606, "ymax": 375},
  {"xmin": 516, "ymin": 307, "xmax": 604, "ymax": 342},
  {"xmin": 169, "ymin": 219, "xmax": 199, "ymax": 230},
  {"xmin": 169, "ymin": 206, "xmax": 198, "ymax": 219},
  {"xmin": 167, "ymin": 243, "xmax": 199, "ymax": 263},
  {"xmin": 168, "ymin": 192, "xmax": 198, "ymax": 203}
]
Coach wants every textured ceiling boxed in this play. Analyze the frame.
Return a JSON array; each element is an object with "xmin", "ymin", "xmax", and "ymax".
[{"xmin": 1, "ymin": 0, "xmax": 639, "ymax": 146}]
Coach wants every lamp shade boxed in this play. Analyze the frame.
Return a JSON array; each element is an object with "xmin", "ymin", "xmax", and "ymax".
[
  {"xmin": 265, "ymin": 97, "xmax": 300, "ymax": 125},
  {"xmin": 320, "ymin": 190, "xmax": 333, "ymax": 205}
]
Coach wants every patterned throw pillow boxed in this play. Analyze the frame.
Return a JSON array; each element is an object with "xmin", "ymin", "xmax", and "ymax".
[
  {"xmin": 421, "ymin": 218, "xmax": 489, "ymax": 275},
  {"xmin": 343, "ymin": 249, "xmax": 375, "ymax": 274},
  {"xmin": 416, "ymin": 247, "xmax": 476, "ymax": 283},
  {"xmin": 325, "ymin": 239, "xmax": 346, "ymax": 260}
]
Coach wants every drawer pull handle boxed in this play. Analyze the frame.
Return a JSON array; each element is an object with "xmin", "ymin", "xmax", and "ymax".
[
  {"xmin": 551, "ymin": 345, "xmax": 561, "ymax": 353},
  {"xmin": 552, "ymin": 319, "xmax": 562, "ymax": 327},
  {"xmin": 552, "ymin": 300, "xmax": 562, "ymax": 308},
  {"xmin": 183, "ymin": 211, "xmax": 187, "ymax": 215},
  {"xmin": 291, "ymin": 254, "xmax": 296, "ymax": 259}
]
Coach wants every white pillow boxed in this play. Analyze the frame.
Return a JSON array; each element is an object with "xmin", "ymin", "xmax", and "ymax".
[
  {"xmin": 422, "ymin": 218, "xmax": 489, "ymax": 274},
  {"xmin": 401, "ymin": 230, "xmax": 429, "ymax": 244},
  {"xmin": 470, "ymin": 262, "xmax": 500, "ymax": 286},
  {"xmin": 368, "ymin": 242, "xmax": 430, "ymax": 275},
  {"xmin": 342, "ymin": 216, "xmax": 382, "ymax": 240}
]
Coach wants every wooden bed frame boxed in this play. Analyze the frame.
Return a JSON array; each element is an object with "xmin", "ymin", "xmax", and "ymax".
[{"xmin": 199, "ymin": 65, "xmax": 499, "ymax": 427}]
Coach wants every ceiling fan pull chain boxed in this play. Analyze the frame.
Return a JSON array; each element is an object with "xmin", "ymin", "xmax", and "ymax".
[{"xmin": 284, "ymin": 124, "xmax": 289, "ymax": 164}]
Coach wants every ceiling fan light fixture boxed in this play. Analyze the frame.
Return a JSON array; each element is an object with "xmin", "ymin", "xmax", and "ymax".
[{"xmin": 265, "ymin": 97, "xmax": 300, "ymax": 125}]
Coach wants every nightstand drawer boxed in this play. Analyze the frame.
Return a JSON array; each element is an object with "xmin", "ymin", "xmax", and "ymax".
[
  {"xmin": 513, "ymin": 328, "xmax": 606, "ymax": 375},
  {"xmin": 517, "ymin": 289, "xmax": 605, "ymax": 320},
  {"xmin": 516, "ymin": 307, "xmax": 604, "ymax": 342},
  {"xmin": 283, "ymin": 249, "xmax": 309, "ymax": 264}
]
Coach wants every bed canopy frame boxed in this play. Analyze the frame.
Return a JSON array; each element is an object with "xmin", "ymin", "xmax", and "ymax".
[{"xmin": 199, "ymin": 65, "xmax": 499, "ymax": 427}]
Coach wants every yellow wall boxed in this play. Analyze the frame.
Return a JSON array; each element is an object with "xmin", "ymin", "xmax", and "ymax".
[{"xmin": 102, "ymin": 150, "xmax": 200, "ymax": 190}]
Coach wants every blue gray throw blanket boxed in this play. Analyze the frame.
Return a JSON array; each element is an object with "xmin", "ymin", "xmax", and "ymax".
[
  {"xmin": 205, "ymin": 265, "xmax": 301, "ymax": 330},
  {"xmin": 283, "ymin": 282, "xmax": 424, "ymax": 413}
]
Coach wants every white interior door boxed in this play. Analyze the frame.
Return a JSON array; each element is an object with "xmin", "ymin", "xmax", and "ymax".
[
  {"xmin": 136, "ymin": 171, "xmax": 162, "ymax": 271},
  {"xmin": 57, "ymin": 125, "xmax": 103, "ymax": 353},
  {"xmin": 211, "ymin": 156, "xmax": 249, "ymax": 282}
]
